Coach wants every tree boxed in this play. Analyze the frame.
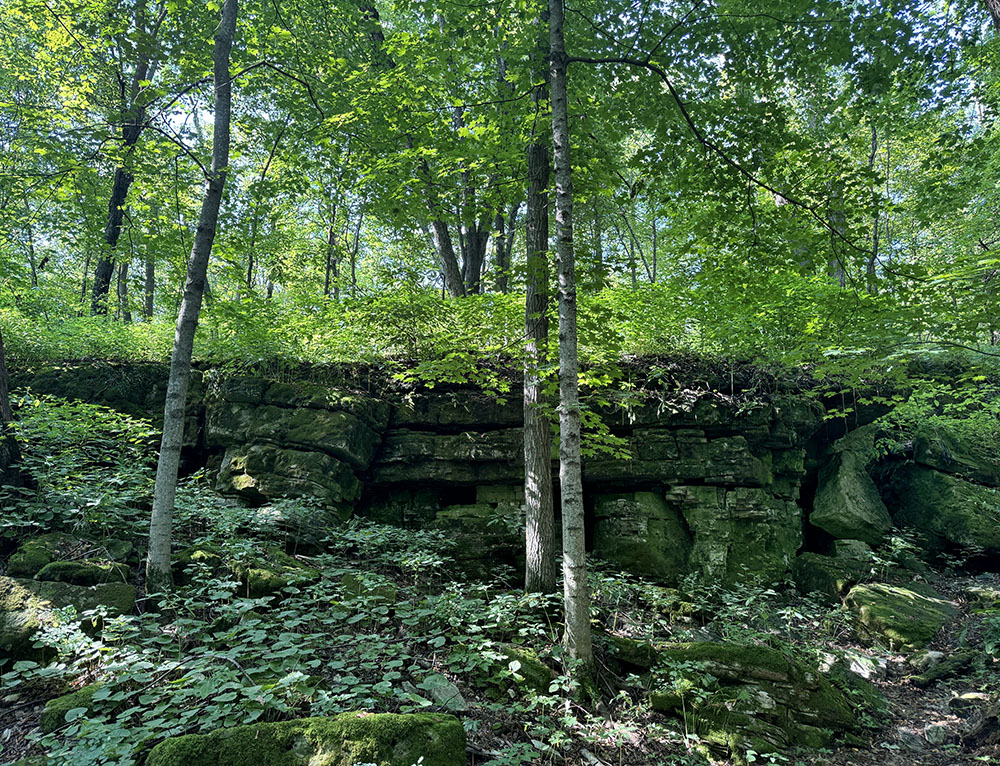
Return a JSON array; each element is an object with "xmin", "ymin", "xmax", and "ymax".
[
  {"xmin": 549, "ymin": 0, "xmax": 593, "ymax": 673},
  {"xmin": 146, "ymin": 0, "xmax": 238, "ymax": 591},
  {"xmin": 524, "ymin": 3, "xmax": 555, "ymax": 595}
]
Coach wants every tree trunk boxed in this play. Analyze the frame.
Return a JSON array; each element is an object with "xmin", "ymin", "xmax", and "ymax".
[
  {"xmin": 0, "ymin": 328, "xmax": 12, "ymax": 427},
  {"xmin": 986, "ymin": 0, "xmax": 1000, "ymax": 34},
  {"xmin": 117, "ymin": 259, "xmax": 132, "ymax": 322},
  {"xmin": 428, "ymin": 218, "xmax": 467, "ymax": 297},
  {"xmin": 0, "ymin": 328, "xmax": 25, "ymax": 491},
  {"xmin": 550, "ymin": 0, "xmax": 593, "ymax": 672},
  {"xmin": 524, "ymin": 140, "xmax": 555, "ymax": 594},
  {"xmin": 146, "ymin": 0, "xmax": 238, "ymax": 592},
  {"xmin": 144, "ymin": 253, "xmax": 155, "ymax": 319}
]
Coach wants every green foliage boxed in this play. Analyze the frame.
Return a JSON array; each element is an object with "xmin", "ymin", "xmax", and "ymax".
[{"xmin": 0, "ymin": 394, "xmax": 156, "ymax": 539}]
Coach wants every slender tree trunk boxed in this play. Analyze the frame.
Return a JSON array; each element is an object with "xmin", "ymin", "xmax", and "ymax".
[
  {"xmin": 550, "ymin": 0, "xmax": 593, "ymax": 672},
  {"xmin": 117, "ymin": 259, "xmax": 132, "ymax": 322},
  {"xmin": 827, "ymin": 181, "xmax": 847, "ymax": 287},
  {"xmin": 0, "ymin": 328, "xmax": 12, "ymax": 427},
  {"xmin": 524, "ymin": 140, "xmax": 555, "ymax": 594},
  {"xmin": 0, "ymin": 327, "xmax": 23, "ymax": 489},
  {"xmin": 867, "ymin": 124, "xmax": 879, "ymax": 295},
  {"xmin": 146, "ymin": 0, "xmax": 238, "ymax": 592},
  {"xmin": 428, "ymin": 218, "xmax": 467, "ymax": 297},
  {"xmin": 144, "ymin": 253, "xmax": 155, "ymax": 319}
]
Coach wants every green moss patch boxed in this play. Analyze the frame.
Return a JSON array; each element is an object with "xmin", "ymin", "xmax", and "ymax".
[
  {"xmin": 845, "ymin": 581, "xmax": 958, "ymax": 650},
  {"xmin": 145, "ymin": 712, "xmax": 465, "ymax": 766}
]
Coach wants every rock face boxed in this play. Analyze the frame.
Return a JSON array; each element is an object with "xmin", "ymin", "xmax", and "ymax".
[
  {"xmin": 592, "ymin": 492, "xmax": 692, "ymax": 582},
  {"xmin": 914, "ymin": 424, "xmax": 1000, "ymax": 487},
  {"xmin": 0, "ymin": 576, "xmax": 136, "ymax": 662},
  {"xmin": 145, "ymin": 712, "xmax": 466, "ymax": 766},
  {"xmin": 644, "ymin": 641, "xmax": 869, "ymax": 759},
  {"xmin": 845, "ymin": 582, "xmax": 958, "ymax": 650},
  {"xmin": 890, "ymin": 463, "xmax": 1000, "ymax": 556},
  {"xmin": 15, "ymin": 366, "xmax": 865, "ymax": 586}
]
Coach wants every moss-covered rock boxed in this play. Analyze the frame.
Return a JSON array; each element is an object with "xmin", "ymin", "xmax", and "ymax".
[
  {"xmin": 810, "ymin": 448, "xmax": 892, "ymax": 545},
  {"xmin": 592, "ymin": 492, "xmax": 692, "ymax": 584},
  {"xmin": 6, "ymin": 533, "xmax": 78, "ymax": 578},
  {"xmin": 172, "ymin": 546, "xmax": 225, "ymax": 584},
  {"xmin": 675, "ymin": 486, "xmax": 801, "ymax": 584},
  {"xmin": 845, "ymin": 582, "xmax": 958, "ymax": 650},
  {"xmin": 497, "ymin": 646, "xmax": 556, "ymax": 693},
  {"xmin": 0, "ymin": 577, "xmax": 135, "ymax": 662},
  {"xmin": 231, "ymin": 547, "xmax": 319, "ymax": 598},
  {"xmin": 914, "ymin": 424, "xmax": 1000, "ymax": 487},
  {"xmin": 371, "ymin": 429, "xmax": 524, "ymax": 486},
  {"xmin": 40, "ymin": 682, "xmax": 102, "ymax": 733},
  {"xmin": 791, "ymin": 553, "xmax": 866, "ymax": 602},
  {"xmin": 145, "ymin": 712, "xmax": 465, "ymax": 766},
  {"xmin": 648, "ymin": 641, "xmax": 863, "ymax": 762},
  {"xmin": 890, "ymin": 463, "xmax": 1000, "ymax": 556},
  {"xmin": 35, "ymin": 560, "xmax": 130, "ymax": 586},
  {"xmin": 216, "ymin": 444, "xmax": 360, "ymax": 511}
]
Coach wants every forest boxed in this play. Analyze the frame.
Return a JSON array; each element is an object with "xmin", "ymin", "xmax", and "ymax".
[{"xmin": 3, "ymin": 0, "xmax": 1000, "ymax": 764}]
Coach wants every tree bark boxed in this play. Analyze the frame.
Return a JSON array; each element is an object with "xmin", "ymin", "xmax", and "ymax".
[
  {"xmin": 92, "ymin": 1, "xmax": 165, "ymax": 314},
  {"xmin": 0, "ymin": 327, "xmax": 24, "ymax": 491},
  {"xmin": 117, "ymin": 259, "xmax": 132, "ymax": 322},
  {"xmin": 524, "ymin": 140, "xmax": 555, "ymax": 594},
  {"xmin": 550, "ymin": 0, "xmax": 593, "ymax": 671},
  {"xmin": 146, "ymin": 0, "xmax": 237, "ymax": 592},
  {"xmin": 986, "ymin": 0, "xmax": 1000, "ymax": 34},
  {"xmin": 144, "ymin": 252, "xmax": 155, "ymax": 319}
]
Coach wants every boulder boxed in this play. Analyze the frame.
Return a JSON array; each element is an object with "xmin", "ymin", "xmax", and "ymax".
[
  {"xmin": 648, "ymin": 642, "xmax": 866, "ymax": 760},
  {"xmin": 6, "ymin": 533, "xmax": 79, "ymax": 577},
  {"xmin": 890, "ymin": 463, "xmax": 1000, "ymax": 556},
  {"xmin": 592, "ymin": 492, "xmax": 692, "ymax": 583},
  {"xmin": 145, "ymin": 712, "xmax": 466, "ymax": 766},
  {"xmin": 0, "ymin": 576, "xmax": 135, "ymax": 662},
  {"xmin": 791, "ymin": 553, "xmax": 866, "ymax": 602},
  {"xmin": 810, "ymin": 448, "xmax": 892, "ymax": 545},
  {"xmin": 809, "ymin": 427, "xmax": 888, "ymax": 543},
  {"xmin": 34, "ymin": 560, "xmax": 130, "ymax": 586},
  {"xmin": 914, "ymin": 424, "xmax": 1000, "ymax": 487},
  {"xmin": 676, "ymin": 486, "xmax": 801, "ymax": 583},
  {"xmin": 216, "ymin": 444, "xmax": 360, "ymax": 509},
  {"xmin": 845, "ymin": 582, "xmax": 958, "ymax": 650},
  {"xmin": 40, "ymin": 682, "xmax": 102, "ymax": 733}
]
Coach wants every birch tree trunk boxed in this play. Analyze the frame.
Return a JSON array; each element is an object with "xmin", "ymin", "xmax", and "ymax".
[
  {"xmin": 549, "ymin": 0, "xmax": 593, "ymax": 672},
  {"xmin": 146, "ymin": 0, "xmax": 238, "ymax": 591}
]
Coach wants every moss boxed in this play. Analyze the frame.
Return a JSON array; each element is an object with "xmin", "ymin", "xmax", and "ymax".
[
  {"xmin": 811, "ymin": 449, "xmax": 892, "ymax": 545},
  {"xmin": 145, "ymin": 713, "xmax": 465, "ymax": 766},
  {"xmin": 172, "ymin": 546, "xmax": 224, "ymax": 584},
  {"xmin": 498, "ymin": 646, "xmax": 556, "ymax": 693},
  {"xmin": 1, "ymin": 577, "xmax": 136, "ymax": 662},
  {"xmin": 35, "ymin": 560, "xmax": 130, "ymax": 586},
  {"xmin": 891, "ymin": 464, "xmax": 1000, "ymax": 555},
  {"xmin": 845, "ymin": 582, "xmax": 958, "ymax": 650},
  {"xmin": 232, "ymin": 546, "xmax": 319, "ymax": 598},
  {"xmin": 910, "ymin": 650, "xmax": 975, "ymax": 688},
  {"xmin": 603, "ymin": 634, "xmax": 660, "ymax": 671},
  {"xmin": 40, "ymin": 683, "xmax": 102, "ymax": 733},
  {"xmin": 6, "ymin": 533, "xmax": 77, "ymax": 578},
  {"xmin": 791, "ymin": 553, "xmax": 864, "ymax": 602}
]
